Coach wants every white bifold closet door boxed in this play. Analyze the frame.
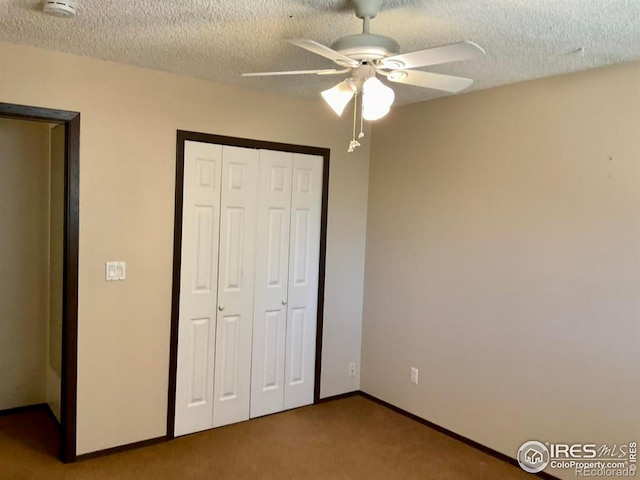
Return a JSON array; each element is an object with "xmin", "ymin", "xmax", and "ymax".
[
  {"xmin": 174, "ymin": 140, "xmax": 322, "ymax": 436},
  {"xmin": 250, "ymin": 152, "xmax": 323, "ymax": 418},
  {"xmin": 250, "ymin": 150, "xmax": 293, "ymax": 418},
  {"xmin": 174, "ymin": 141, "xmax": 223, "ymax": 436},
  {"xmin": 284, "ymin": 153, "xmax": 323, "ymax": 410},
  {"xmin": 212, "ymin": 146, "xmax": 259, "ymax": 427},
  {"xmin": 175, "ymin": 142, "xmax": 259, "ymax": 433}
]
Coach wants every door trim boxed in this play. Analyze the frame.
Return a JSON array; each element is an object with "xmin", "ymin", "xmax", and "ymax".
[
  {"xmin": 0, "ymin": 102, "xmax": 80, "ymax": 463},
  {"xmin": 167, "ymin": 130, "xmax": 330, "ymax": 438}
]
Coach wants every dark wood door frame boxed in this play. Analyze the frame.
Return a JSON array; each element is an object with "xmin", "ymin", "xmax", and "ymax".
[
  {"xmin": 0, "ymin": 102, "xmax": 80, "ymax": 463},
  {"xmin": 167, "ymin": 130, "xmax": 330, "ymax": 438}
]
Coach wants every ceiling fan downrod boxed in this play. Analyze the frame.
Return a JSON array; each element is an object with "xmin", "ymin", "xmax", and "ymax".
[
  {"xmin": 362, "ymin": 16, "xmax": 371, "ymax": 34},
  {"xmin": 354, "ymin": 0, "xmax": 381, "ymax": 34}
]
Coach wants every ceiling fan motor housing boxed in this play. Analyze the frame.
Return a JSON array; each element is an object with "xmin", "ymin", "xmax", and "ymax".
[
  {"xmin": 43, "ymin": 0, "xmax": 77, "ymax": 17},
  {"xmin": 331, "ymin": 33, "xmax": 400, "ymax": 61}
]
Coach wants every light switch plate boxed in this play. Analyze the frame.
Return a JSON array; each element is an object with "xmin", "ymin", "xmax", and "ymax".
[
  {"xmin": 410, "ymin": 367, "xmax": 419, "ymax": 385},
  {"xmin": 105, "ymin": 261, "xmax": 126, "ymax": 281}
]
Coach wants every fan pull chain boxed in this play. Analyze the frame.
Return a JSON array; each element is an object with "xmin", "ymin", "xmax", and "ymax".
[
  {"xmin": 352, "ymin": 91, "xmax": 357, "ymax": 138},
  {"xmin": 359, "ymin": 92, "xmax": 365, "ymax": 139},
  {"xmin": 348, "ymin": 91, "xmax": 361, "ymax": 153}
]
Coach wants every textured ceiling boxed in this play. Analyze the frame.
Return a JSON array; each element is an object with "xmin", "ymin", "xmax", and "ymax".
[{"xmin": 1, "ymin": 0, "xmax": 639, "ymax": 105}]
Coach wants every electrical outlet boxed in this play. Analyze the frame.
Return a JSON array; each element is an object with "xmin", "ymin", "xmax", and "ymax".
[
  {"xmin": 410, "ymin": 367, "xmax": 419, "ymax": 385},
  {"xmin": 349, "ymin": 362, "xmax": 356, "ymax": 377}
]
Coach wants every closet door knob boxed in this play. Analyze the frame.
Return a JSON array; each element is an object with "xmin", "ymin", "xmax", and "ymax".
[
  {"xmin": 218, "ymin": 305, "xmax": 224, "ymax": 311},
  {"xmin": 282, "ymin": 299, "xmax": 287, "ymax": 305}
]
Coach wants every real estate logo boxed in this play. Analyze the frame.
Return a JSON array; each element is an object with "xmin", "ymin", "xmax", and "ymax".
[
  {"xmin": 517, "ymin": 440, "xmax": 637, "ymax": 476},
  {"xmin": 518, "ymin": 440, "xmax": 550, "ymax": 473}
]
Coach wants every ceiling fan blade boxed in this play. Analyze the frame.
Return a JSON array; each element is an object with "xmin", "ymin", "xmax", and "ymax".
[
  {"xmin": 285, "ymin": 39, "xmax": 360, "ymax": 68},
  {"xmin": 387, "ymin": 70, "xmax": 474, "ymax": 93},
  {"xmin": 381, "ymin": 41, "xmax": 485, "ymax": 69},
  {"xmin": 242, "ymin": 68, "xmax": 350, "ymax": 77}
]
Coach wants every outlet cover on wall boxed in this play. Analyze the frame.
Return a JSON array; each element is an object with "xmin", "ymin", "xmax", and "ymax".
[
  {"xmin": 105, "ymin": 261, "xmax": 126, "ymax": 281},
  {"xmin": 410, "ymin": 367, "xmax": 419, "ymax": 385},
  {"xmin": 349, "ymin": 362, "xmax": 356, "ymax": 377}
]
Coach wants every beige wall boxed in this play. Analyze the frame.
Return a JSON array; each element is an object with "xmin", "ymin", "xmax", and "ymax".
[
  {"xmin": 363, "ymin": 62, "xmax": 640, "ymax": 479},
  {"xmin": 47, "ymin": 123, "xmax": 65, "ymax": 421},
  {"xmin": 49, "ymin": 124, "xmax": 64, "ymax": 377},
  {"xmin": 0, "ymin": 118, "xmax": 50, "ymax": 410},
  {"xmin": 0, "ymin": 41, "xmax": 368, "ymax": 454}
]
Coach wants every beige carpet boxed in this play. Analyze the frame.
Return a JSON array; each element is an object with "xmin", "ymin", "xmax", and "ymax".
[{"xmin": 0, "ymin": 396, "xmax": 532, "ymax": 479}]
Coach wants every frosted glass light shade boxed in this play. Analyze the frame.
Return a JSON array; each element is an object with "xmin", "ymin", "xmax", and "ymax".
[
  {"xmin": 362, "ymin": 77, "xmax": 395, "ymax": 121},
  {"xmin": 363, "ymin": 102, "xmax": 391, "ymax": 121},
  {"xmin": 321, "ymin": 80, "xmax": 357, "ymax": 116}
]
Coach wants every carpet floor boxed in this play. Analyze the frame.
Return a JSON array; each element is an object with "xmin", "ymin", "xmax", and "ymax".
[{"xmin": 0, "ymin": 395, "xmax": 531, "ymax": 479}]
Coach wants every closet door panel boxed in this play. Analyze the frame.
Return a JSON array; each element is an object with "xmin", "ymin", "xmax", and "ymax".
[
  {"xmin": 175, "ymin": 141, "xmax": 222, "ymax": 436},
  {"xmin": 213, "ymin": 146, "xmax": 259, "ymax": 428},
  {"xmin": 284, "ymin": 154, "xmax": 323, "ymax": 410},
  {"xmin": 250, "ymin": 150, "xmax": 293, "ymax": 418}
]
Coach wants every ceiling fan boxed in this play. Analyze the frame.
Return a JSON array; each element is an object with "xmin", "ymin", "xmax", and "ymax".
[{"xmin": 242, "ymin": 0, "xmax": 485, "ymax": 151}]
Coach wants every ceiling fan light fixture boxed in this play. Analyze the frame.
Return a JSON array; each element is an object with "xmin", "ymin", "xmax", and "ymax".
[
  {"xmin": 363, "ymin": 102, "xmax": 391, "ymax": 121},
  {"xmin": 362, "ymin": 77, "xmax": 394, "ymax": 121},
  {"xmin": 321, "ymin": 80, "xmax": 357, "ymax": 116},
  {"xmin": 244, "ymin": 0, "xmax": 485, "ymax": 150}
]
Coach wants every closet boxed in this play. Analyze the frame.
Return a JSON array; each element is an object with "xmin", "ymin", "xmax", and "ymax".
[{"xmin": 174, "ymin": 140, "xmax": 323, "ymax": 436}]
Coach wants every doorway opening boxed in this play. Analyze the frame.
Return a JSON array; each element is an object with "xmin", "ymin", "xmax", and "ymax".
[{"xmin": 0, "ymin": 103, "xmax": 79, "ymax": 462}]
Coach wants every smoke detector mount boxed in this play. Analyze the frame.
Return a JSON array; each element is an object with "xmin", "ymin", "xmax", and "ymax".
[{"xmin": 43, "ymin": 0, "xmax": 77, "ymax": 18}]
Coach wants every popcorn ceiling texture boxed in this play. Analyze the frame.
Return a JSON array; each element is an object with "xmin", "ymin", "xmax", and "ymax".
[{"xmin": 0, "ymin": 0, "xmax": 639, "ymax": 105}]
